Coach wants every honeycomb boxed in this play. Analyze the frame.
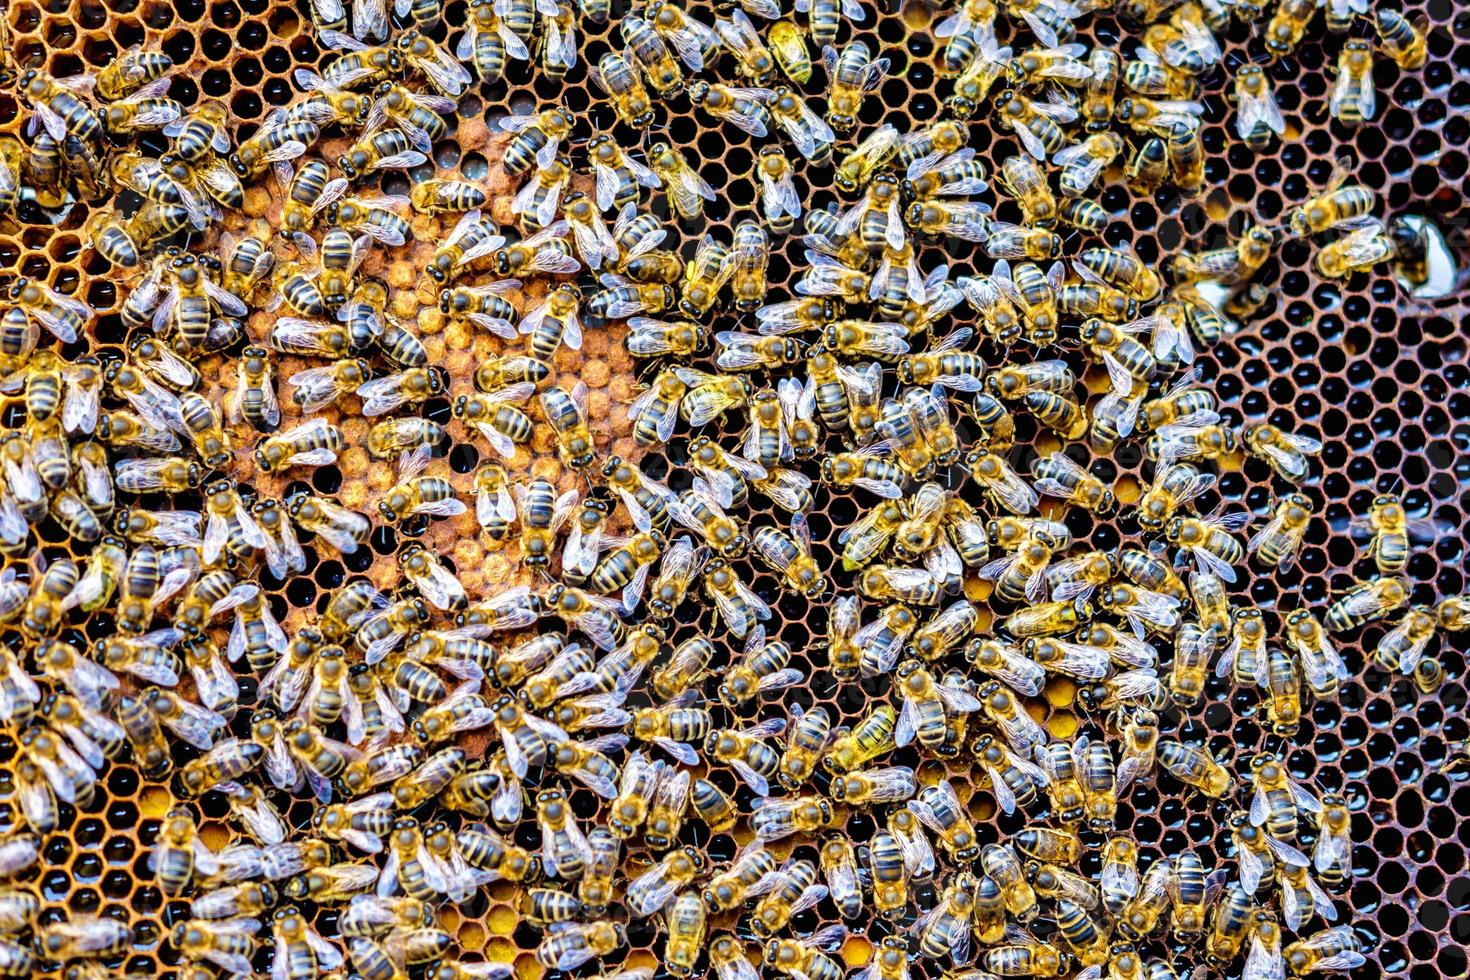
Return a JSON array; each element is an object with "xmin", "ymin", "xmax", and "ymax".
[{"xmin": 0, "ymin": 0, "xmax": 1464, "ymax": 976}]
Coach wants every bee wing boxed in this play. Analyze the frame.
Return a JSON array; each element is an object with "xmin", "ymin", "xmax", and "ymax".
[
  {"xmin": 1251, "ymin": 440, "xmax": 1311, "ymax": 481},
  {"xmin": 355, "ymin": 376, "xmax": 411, "ymax": 417},
  {"xmin": 933, "ymin": 201, "xmax": 993, "ymax": 242},
  {"xmin": 668, "ymin": 161, "xmax": 717, "ymax": 217},
  {"xmin": 30, "ymin": 101, "xmax": 71, "ymax": 142},
  {"xmin": 347, "ymin": 0, "xmax": 391, "ymax": 38},
  {"xmin": 1306, "ymin": 871, "xmax": 1338, "ymax": 922},
  {"xmin": 1184, "ymin": 542, "xmax": 1239, "ymax": 584},
  {"xmin": 761, "ymin": 169, "xmax": 801, "ymax": 220},
  {"xmin": 546, "ymin": 18, "xmax": 579, "ymax": 71},
  {"xmin": 1096, "ymin": 350, "xmax": 1141, "ymax": 398},
  {"xmin": 706, "ymin": 576, "xmax": 759, "ymax": 640},
  {"xmin": 193, "ymin": 651, "xmax": 240, "ymax": 714},
  {"xmin": 1237, "ymin": 84, "xmax": 1286, "ymax": 139},
  {"xmin": 1152, "ymin": 314, "xmax": 1195, "ymax": 365},
  {"xmin": 1379, "ymin": 616, "xmax": 1433, "ymax": 675},
  {"xmin": 414, "ymin": 41, "xmax": 474, "ymax": 95},
  {"xmin": 1330, "ymin": 585, "xmax": 1398, "ymax": 625},
  {"xmin": 1313, "ymin": 825, "xmax": 1352, "ymax": 874},
  {"xmin": 589, "ymin": 159, "xmax": 625, "ymax": 214},
  {"xmin": 1281, "ymin": 881, "xmax": 1305, "ymax": 934},
  {"xmin": 1276, "ymin": 430, "xmax": 1323, "ymax": 455},
  {"xmin": 162, "ymin": 700, "xmax": 225, "ymax": 751},
  {"xmin": 713, "ymin": 94, "xmax": 770, "ymax": 137},
  {"xmin": 982, "ymin": 467, "xmax": 1039, "ymax": 516},
  {"xmin": 1035, "ymin": 638, "xmax": 1104, "ymax": 684},
  {"xmin": 1333, "ymin": 61, "xmax": 1373, "ymax": 121},
  {"xmin": 930, "ymin": 678, "xmax": 979, "ymax": 715},
  {"xmin": 727, "ymin": 758, "xmax": 771, "ymax": 796},
  {"xmin": 660, "ymin": 22, "xmax": 707, "ymax": 72}
]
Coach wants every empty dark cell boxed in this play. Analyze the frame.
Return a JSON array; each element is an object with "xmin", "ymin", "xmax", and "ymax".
[
  {"xmin": 230, "ymin": 90, "xmax": 262, "ymax": 119},
  {"xmin": 106, "ymin": 800, "xmax": 138, "ymax": 830},
  {"xmin": 1385, "ymin": 144, "xmax": 1414, "ymax": 176},
  {"xmin": 1239, "ymin": 390, "xmax": 1270, "ymax": 418},
  {"xmin": 201, "ymin": 67, "xmax": 232, "ymax": 96},
  {"xmin": 1379, "ymin": 943, "xmax": 1411, "ymax": 973},
  {"xmin": 232, "ymin": 57, "xmax": 263, "ymax": 85},
  {"xmin": 101, "ymin": 869, "xmax": 134, "ymax": 899},
  {"xmin": 1446, "ymin": 116, "xmax": 1470, "ymax": 154}
]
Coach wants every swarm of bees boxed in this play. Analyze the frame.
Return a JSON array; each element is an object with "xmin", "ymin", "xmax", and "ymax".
[{"xmin": 0, "ymin": 0, "xmax": 1453, "ymax": 975}]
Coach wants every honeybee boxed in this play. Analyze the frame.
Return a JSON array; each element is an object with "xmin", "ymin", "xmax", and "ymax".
[
  {"xmin": 423, "ymin": 211, "xmax": 502, "ymax": 283},
  {"xmin": 899, "ymin": 777, "xmax": 977, "ymax": 861},
  {"xmin": 499, "ymin": 106, "xmax": 575, "ymax": 176},
  {"xmin": 587, "ymin": 51, "xmax": 653, "ymax": 127},
  {"xmin": 1348, "ymin": 492, "xmax": 1436, "ymax": 574},
  {"xmin": 1135, "ymin": 463, "xmax": 1213, "ymax": 533},
  {"xmin": 892, "ymin": 658, "xmax": 980, "ymax": 750},
  {"xmin": 593, "ymin": 748, "xmax": 660, "ymax": 842},
  {"xmin": 1146, "ymin": 410, "xmax": 1237, "ymax": 468},
  {"xmin": 284, "ymin": 491, "xmax": 371, "ymax": 560},
  {"xmin": 1329, "ymin": 39, "xmax": 1375, "ymax": 124},
  {"xmin": 1164, "ymin": 510, "xmax": 1250, "ymax": 584},
  {"xmin": 0, "ymin": 832, "xmax": 40, "ymax": 883},
  {"xmin": 938, "ymin": 33, "xmax": 1008, "ymax": 116},
  {"xmin": 859, "ymin": 828, "xmax": 918, "ymax": 920},
  {"xmin": 996, "ymin": 91, "xmax": 1075, "ymax": 161},
  {"xmin": 704, "ymin": 716, "xmax": 786, "ymax": 797},
  {"xmin": 762, "ymin": 89, "xmax": 834, "ymax": 168},
  {"xmin": 985, "ymin": 221, "xmax": 1062, "ymax": 261},
  {"xmin": 1031, "ymin": 451, "xmax": 1116, "ymax": 512},
  {"xmin": 755, "ymin": 145, "xmax": 802, "ymax": 232},
  {"xmin": 989, "ymin": 154, "xmax": 1056, "ymax": 231},
  {"xmin": 1374, "ymin": 9, "xmax": 1428, "ymax": 69},
  {"xmin": 455, "ymin": 0, "xmax": 529, "ymax": 82},
  {"xmin": 671, "ymin": 477, "xmax": 750, "ymax": 559},
  {"xmin": 1122, "ymin": 135, "xmax": 1169, "ymax": 193},
  {"xmin": 1274, "ymin": 861, "xmax": 1341, "ymax": 935},
  {"xmin": 1279, "ymin": 925, "xmax": 1365, "ymax": 977},
  {"xmin": 905, "ymin": 197, "xmax": 994, "ymax": 247},
  {"xmin": 684, "ymin": 78, "xmax": 772, "ymax": 140},
  {"xmin": 906, "ymin": 600, "xmax": 977, "ymax": 663},
  {"xmin": 247, "ymin": 420, "xmax": 345, "ymax": 478},
  {"xmin": 1239, "ymin": 421, "xmax": 1323, "ymax": 484},
  {"xmin": 1284, "ymin": 158, "xmax": 1376, "ymax": 237},
  {"xmin": 829, "ymin": 763, "xmax": 918, "ymax": 807},
  {"xmin": 742, "ymin": 15, "xmax": 805, "ymax": 81},
  {"xmin": 963, "ymin": 449, "xmax": 1037, "ymax": 517},
  {"xmin": 5, "ymin": 277, "xmax": 91, "ymax": 345},
  {"xmin": 1322, "ymin": 575, "xmax": 1410, "ymax": 633},
  {"xmin": 764, "ymin": 925, "xmax": 848, "ymax": 980},
  {"xmin": 1247, "ymin": 493, "xmax": 1311, "ymax": 569},
  {"xmin": 967, "ymin": 733, "xmax": 1043, "ymax": 817},
  {"xmin": 748, "ymin": 859, "xmax": 827, "ymax": 938},
  {"xmin": 154, "ymin": 805, "xmax": 218, "ymax": 896},
  {"xmin": 31, "ymin": 916, "xmax": 132, "ymax": 965},
  {"xmin": 1275, "ymin": 608, "xmax": 1346, "ymax": 702},
  {"xmin": 1158, "ymin": 738, "xmax": 1233, "ymax": 798},
  {"xmin": 753, "ymin": 513, "xmax": 825, "ymax": 597},
  {"xmin": 560, "ymin": 191, "xmax": 630, "ymax": 271},
  {"xmin": 1372, "ymin": 605, "xmax": 1437, "ymax": 676},
  {"xmin": 824, "ymin": 41, "xmax": 889, "ymax": 132},
  {"xmin": 701, "ymin": 8, "xmax": 771, "ymax": 82},
  {"xmin": 288, "ymin": 358, "xmax": 372, "ymax": 415}
]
